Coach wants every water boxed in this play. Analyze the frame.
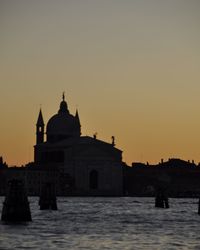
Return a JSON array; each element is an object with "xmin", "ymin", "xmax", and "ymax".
[{"xmin": 0, "ymin": 197, "xmax": 200, "ymax": 250}]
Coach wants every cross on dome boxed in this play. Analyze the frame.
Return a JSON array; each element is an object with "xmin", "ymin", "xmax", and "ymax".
[{"xmin": 62, "ymin": 92, "xmax": 65, "ymax": 101}]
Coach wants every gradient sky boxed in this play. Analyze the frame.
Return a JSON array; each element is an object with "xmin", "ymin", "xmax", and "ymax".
[{"xmin": 0, "ymin": 0, "xmax": 200, "ymax": 166}]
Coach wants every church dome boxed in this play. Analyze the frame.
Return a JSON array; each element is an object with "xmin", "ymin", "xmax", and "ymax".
[{"xmin": 46, "ymin": 94, "xmax": 81, "ymax": 142}]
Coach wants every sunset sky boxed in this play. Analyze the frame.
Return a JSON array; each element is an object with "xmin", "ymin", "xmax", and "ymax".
[{"xmin": 0, "ymin": 0, "xmax": 200, "ymax": 166}]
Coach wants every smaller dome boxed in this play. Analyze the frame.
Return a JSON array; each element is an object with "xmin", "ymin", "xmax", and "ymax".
[
  {"xmin": 58, "ymin": 93, "xmax": 69, "ymax": 114},
  {"xmin": 59, "ymin": 100, "xmax": 69, "ymax": 114}
]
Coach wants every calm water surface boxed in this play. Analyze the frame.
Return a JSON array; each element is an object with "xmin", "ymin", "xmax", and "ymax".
[{"xmin": 0, "ymin": 197, "xmax": 200, "ymax": 250}]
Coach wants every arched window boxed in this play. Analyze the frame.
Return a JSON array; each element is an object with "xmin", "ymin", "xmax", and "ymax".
[{"xmin": 89, "ymin": 170, "xmax": 98, "ymax": 189}]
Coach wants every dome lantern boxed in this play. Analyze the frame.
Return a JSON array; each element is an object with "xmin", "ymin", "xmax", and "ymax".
[{"xmin": 58, "ymin": 92, "xmax": 69, "ymax": 114}]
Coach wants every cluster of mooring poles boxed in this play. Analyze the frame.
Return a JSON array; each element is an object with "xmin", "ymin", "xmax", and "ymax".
[
  {"xmin": 39, "ymin": 182, "xmax": 57, "ymax": 210},
  {"xmin": 1, "ymin": 179, "xmax": 57, "ymax": 223},
  {"xmin": 1, "ymin": 179, "xmax": 32, "ymax": 222},
  {"xmin": 155, "ymin": 188, "xmax": 169, "ymax": 209},
  {"xmin": 198, "ymin": 199, "xmax": 200, "ymax": 215}
]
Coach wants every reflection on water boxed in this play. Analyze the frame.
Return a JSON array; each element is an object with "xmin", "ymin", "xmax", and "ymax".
[{"xmin": 0, "ymin": 197, "xmax": 200, "ymax": 249}]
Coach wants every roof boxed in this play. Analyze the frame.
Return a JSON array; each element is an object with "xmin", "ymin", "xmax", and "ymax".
[{"xmin": 35, "ymin": 136, "xmax": 122, "ymax": 153}]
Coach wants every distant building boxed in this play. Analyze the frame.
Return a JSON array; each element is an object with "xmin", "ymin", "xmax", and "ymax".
[
  {"xmin": 124, "ymin": 158, "xmax": 200, "ymax": 197},
  {"xmin": 33, "ymin": 94, "xmax": 123, "ymax": 196}
]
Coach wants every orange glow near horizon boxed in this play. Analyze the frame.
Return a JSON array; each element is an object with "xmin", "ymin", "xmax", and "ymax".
[{"xmin": 0, "ymin": 0, "xmax": 200, "ymax": 166}]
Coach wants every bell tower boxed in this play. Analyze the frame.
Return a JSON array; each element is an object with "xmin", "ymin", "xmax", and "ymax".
[{"xmin": 36, "ymin": 109, "xmax": 44, "ymax": 144}]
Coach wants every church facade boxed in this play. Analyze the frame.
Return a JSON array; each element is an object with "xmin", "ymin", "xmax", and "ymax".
[{"xmin": 34, "ymin": 94, "xmax": 123, "ymax": 196}]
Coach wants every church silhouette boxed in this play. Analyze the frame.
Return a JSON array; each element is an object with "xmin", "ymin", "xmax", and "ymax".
[{"xmin": 34, "ymin": 94, "xmax": 123, "ymax": 196}]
